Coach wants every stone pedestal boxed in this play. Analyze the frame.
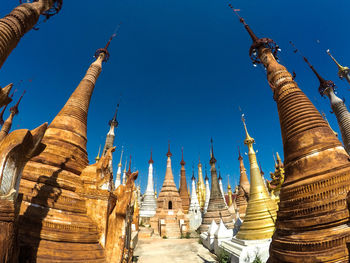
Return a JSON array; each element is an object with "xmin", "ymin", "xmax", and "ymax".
[
  {"xmin": 220, "ymin": 237, "xmax": 271, "ymax": 263},
  {"xmin": 200, "ymin": 220, "xmax": 218, "ymax": 251},
  {"xmin": 213, "ymin": 220, "xmax": 233, "ymax": 255}
]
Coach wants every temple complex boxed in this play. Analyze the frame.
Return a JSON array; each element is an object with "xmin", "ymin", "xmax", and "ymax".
[
  {"xmin": 199, "ymin": 140, "xmax": 234, "ymax": 233},
  {"xmin": 235, "ymin": 147, "xmax": 249, "ymax": 219},
  {"xmin": 196, "ymin": 157, "xmax": 206, "ymax": 210},
  {"xmin": 327, "ymin": 49, "xmax": 350, "ymax": 84},
  {"xmin": 178, "ymin": 148, "xmax": 190, "ymax": 213},
  {"xmin": 230, "ymin": 5, "xmax": 350, "ymax": 261},
  {"xmin": 140, "ymin": 151, "xmax": 157, "ymax": 221}
]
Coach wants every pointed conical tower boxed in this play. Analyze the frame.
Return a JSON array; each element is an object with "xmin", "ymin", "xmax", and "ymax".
[
  {"xmin": 199, "ymin": 139, "xmax": 234, "ymax": 233},
  {"xmin": 235, "ymin": 116, "xmax": 277, "ymax": 240},
  {"xmin": 204, "ymin": 165, "xmax": 210, "ymax": 213},
  {"xmin": 189, "ymin": 170, "xmax": 200, "ymax": 213},
  {"xmin": 179, "ymin": 148, "xmax": 190, "ymax": 213},
  {"xmin": 0, "ymin": 1, "xmax": 62, "ymax": 69},
  {"xmin": 227, "ymin": 176, "xmax": 233, "ymax": 207},
  {"xmin": 18, "ymin": 38, "xmax": 113, "ymax": 262},
  {"xmin": 156, "ymin": 142, "xmax": 183, "ymax": 212},
  {"xmin": 0, "ymin": 90, "xmax": 24, "ymax": 141},
  {"xmin": 293, "ymin": 46, "xmax": 350, "ymax": 155},
  {"xmin": 95, "ymin": 145, "xmax": 101, "ymax": 163},
  {"xmin": 115, "ymin": 147, "xmax": 123, "ymax": 188},
  {"xmin": 140, "ymin": 150, "xmax": 157, "ymax": 218},
  {"xmin": 218, "ymin": 167, "xmax": 225, "ymax": 203},
  {"xmin": 102, "ymin": 104, "xmax": 119, "ymax": 156},
  {"xmin": 230, "ymin": 6, "xmax": 350, "ymax": 261},
  {"xmin": 326, "ymin": 49, "xmax": 350, "ymax": 84},
  {"xmin": 197, "ymin": 156, "xmax": 206, "ymax": 210},
  {"xmin": 236, "ymin": 147, "xmax": 250, "ymax": 219}
]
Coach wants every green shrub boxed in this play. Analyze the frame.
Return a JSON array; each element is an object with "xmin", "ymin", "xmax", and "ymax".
[
  {"xmin": 162, "ymin": 235, "xmax": 167, "ymax": 239},
  {"xmin": 217, "ymin": 250, "xmax": 230, "ymax": 263},
  {"xmin": 185, "ymin": 232, "xmax": 191, "ymax": 239}
]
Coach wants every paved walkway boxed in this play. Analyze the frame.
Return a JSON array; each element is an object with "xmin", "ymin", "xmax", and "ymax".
[{"xmin": 134, "ymin": 237, "xmax": 217, "ymax": 263}]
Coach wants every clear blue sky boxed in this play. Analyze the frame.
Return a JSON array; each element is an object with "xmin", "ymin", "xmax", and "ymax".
[{"xmin": 1, "ymin": 0, "xmax": 349, "ymax": 194}]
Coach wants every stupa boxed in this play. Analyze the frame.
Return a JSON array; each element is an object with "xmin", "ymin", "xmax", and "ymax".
[
  {"xmin": 178, "ymin": 148, "xmax": 190, "ymax": 213},
  {"xmin": 199, "ymin": 139, "xmax": 234, "ymax": 233},
  {"xmin": 17, "ymin": 37, "xmax": 113, "ymax": 262},
  {"xmin": 235, "ymin": 147, "xmax": 249, "ymax": 220},
  {"xmin": 140, "ymin": 151, "xmax": 157, "ymax": 220},
  {"xmin": 230, "ymin": 5, "xmax": 350, "ymax": 262}
]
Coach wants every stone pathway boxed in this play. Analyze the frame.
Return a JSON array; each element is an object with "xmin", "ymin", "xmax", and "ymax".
[{"xmin": 134, "ymin": 237, "xmax": 217, "ymax": 263}]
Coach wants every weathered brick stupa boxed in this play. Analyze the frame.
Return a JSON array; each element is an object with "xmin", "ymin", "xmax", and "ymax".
[
  {"xmin": 0, "ymin": 0, "xmax": 62, "ymax": 69},
  {"xmin": 17, "ymin": 38, "xmax": 114, "ymax": 262},
  {"xmin": 140, "ymin": 151, "xmax": 157, "ymax": 219},
  {"xmin": 235, "ymin": 147, "xmax": 249, "ymax": 219},
  {"xmin": 199, "ymin": 139, "xmax": 234, "ymax": 233},
  {"xmin": 230, "ymin": 5, "xmax": 350, "ymax": 262},
  {"xmin": 197, "ymin": 157, "xmax": 206, "ymax": 210},
  {"xmin": 156, "ymin": 143, "xmax": 183, "ymax": 212},
  {"xmin": 326, "ymin": 49, "xmax": 350, "ymax": 85},
  {"xmin": 178, "ymin": 148, "xmax": 190, "ymax": 213},
  {"xmin": 235, "ymin": 116, "xmax": 277, "ymax": 240},
  {"xmin": 293, "ymin": 46, "xmax": 350, "ymax": 156}
]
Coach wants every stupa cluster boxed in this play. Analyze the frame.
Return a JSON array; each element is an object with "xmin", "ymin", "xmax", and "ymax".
[{"xmin": 1, "ymin": 1, "xmax": 350, "ymax": 263}]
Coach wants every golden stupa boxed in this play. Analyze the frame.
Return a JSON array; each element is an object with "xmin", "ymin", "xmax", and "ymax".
[{"xmin": 235, "ymin": 116, "xmax": 278, "ymax": 240}]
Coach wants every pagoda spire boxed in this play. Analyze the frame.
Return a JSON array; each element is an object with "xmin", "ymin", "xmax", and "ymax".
[
  {"xmin": 102, "ymin": 103, "xmax": 119, "ymax": 156},
  {"xmin": 18, "ymin": 36, "xmax": 114, "ymax": 261},
  {"xmin": 204, "ymin": 164, "xmax": 210, "ymax": 213},
  {"xmin": 227, "ymin": 174, "xmax": 232, "ymax": 207},
  {"xmin": 291, "ymin": 41, "xmax": 350, "ymax": 155},
  {"xmin": 0, "ymin": 90, "xmax": 25, "ymax": 141},
  {"xmin": 114, "ymin": 147, "xmax": 124, "ymax": 188},
  {"xmin": 127, "ymin": 155, "xmax": 132, "ymax": 176},
  {"xmin": 95, "ymin": 144, "xmax": 101, "ymax": 163},
  {"xmin": 199, "ymin": 139, "xmax": 234, "ymax": 233},
  {"xmin": 140, "ymin": 149, "xmax": 157, "ymax": 218},
  {"xmin": 236, "ymin": 115, "xmax": 277, "ymax": 240},
  {"xmin": 236, "ymin": 145, "xmax": 250, "ymax": 220},
  {"xmin": 189, "ymin": 165, "xmax": 200, "ymax": 214},
  {"xmin": 231, "ymin": 7, "xmax": 350, "ymax": 261},
  {"xmin": 179, "ymin": 147, "xmax": 190, "ymax": 213},
  {"xmin": 326, "ymin": 49, "xmax": 350, "ymax": 84},
  {"xmin": 197, "ymin": 153, "xmax": 206, "ymax": 210}
]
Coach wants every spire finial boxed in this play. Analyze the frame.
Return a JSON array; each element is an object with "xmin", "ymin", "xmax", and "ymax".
[
  {"xmin": 10, "ymin": 90, "xmax": 25, "ymax": 116},
  {"xmin": 238, "ymin": 146, "xmax": 243, "ymax": 160},
  {"xmin": 289, "ymin": 41, "xmax": 336, "ymax": 96},
  {"xmin": 180, "ymin": 147, "xmax": 185, "ymax": 166},
  {"xmin": 109, "ymin": 103, "xmax": 119, "ymax": 127},
  {"xmin": 273, "ymin": 152, "xmax": 277, "ymax": 166},
  {"xmin": 192, "ymin": 162, "xmax": 195, "ymax": 181},
  {"xmin": 167, "ymin": 140, "xmax": 172, "ymax": 157},
  {"xmin": 218, "ymin": 164, "xmax": 222, "ymax": 180},
  {"xmin": 94, "ymin": 27, "xmax": 120, "ymax": 62},
  {"xmin": 242, "ymin": 114, "xmax": 255, "ymax": 145},
  {"xmin": 210, "ymin": 138, "xmax": 216, "ymax": 164},
  {"xmin": 228, "ymin": 4, "xmax": 280, "ymax": 65},
  {"xmin": 227, "ymin": 174, "xmax": 231, "ymax": 189},
  {"xmin": 205, "ymin": 164, "xmax": 208, "ymax": 180},
  {"xmin": 326, "ymin": 49, "xmax": 350, "ymax": 79},
  {"xmin": 95, "ymin": 144, "xmax": 101, "ymax": 162},
  {"xmin": 124, "ymin": 159, "xmax": 127, "ymax": 172},
  {"xmin": 149, "ymin": 149, "xmax": 154, "ymax": 164}
]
